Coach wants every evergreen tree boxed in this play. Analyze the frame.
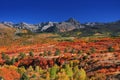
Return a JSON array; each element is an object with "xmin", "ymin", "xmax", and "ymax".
[
  {"xmin": 1, "ymin": 52, "xmax": 5, "ymax": 60},
  {"xmin": 55, "ymin": 49, "xmax": 60, "ymax": 56},
  {"xmin": 43, "ymin": 51, "xmax": 47, "ymax": 56},
  {"xmin": 29, "ymin": 51, "xmax": 34, "ymax": 57},
  {"xmin": 90, "ymin": 47, "xmax": 96, "ymax": 53},
  {"xmin": 20, "ymin": 73, "xmax": 29, "ymax": 80},
  {"xmin": 5, "ymin": 59, "xmax": 11, "ymax": 65},
  {"xmin": 0, "ymin": 76, "xmax": 4, "ymax": 80},
  {"xmin": 64, "ymin": 48, "xmax": 67, "ymax": 53},
  {"xmin": 48, "ymin": 51, "xmax": 51, "ymax": 56},
  {"xmin": 108, "ymin": 46, "xmax": 114, "ymax": 52},
  {"xmin": 77, "ymin": 50, "xmax": 83, "ymax": 55},
  {"xmin": 1, "ymin": 52, "xmax": 10, "ymax": 60},
  {"xmin": 11, "ymin": 57, "xmax": 15, "ymax": 65},
  {"xmin": 18, "ymin": 52, "xmax": 26, "ymax": 59},
  {"xmin": 70, "ymin": 48, "xmax": 75, "ymax": 54}
]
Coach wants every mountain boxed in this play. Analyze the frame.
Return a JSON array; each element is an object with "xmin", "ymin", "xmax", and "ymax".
[
  {"xmin": 1, "ymin": 18, "xmax": 120, "ymax": 37},
  {"xmin": 36, "ymin": 18, "xmax": 85, "ymax": 32},
  {"xmin": 55, "ymin": 18, "xmax": 84, "ymax": 32},
  {"xmin": 1, "ymin": 18, "xmax": 85, "ymax": 33},
  {"xmin": 13, "ymin": 22, "xmax": 38, "ymax": 32},
  {"xmin": 60, "ymin": 20, "xmax": 120, "ymax": 37},
  {"xmin": 85, "ymin": 22, "xmax": 105, "ymax": 26}
]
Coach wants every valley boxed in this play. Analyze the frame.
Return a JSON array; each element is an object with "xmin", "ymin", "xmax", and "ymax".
[{"xmin": 0, "ymin": 19, "xmax": 120, "ymax": 80}]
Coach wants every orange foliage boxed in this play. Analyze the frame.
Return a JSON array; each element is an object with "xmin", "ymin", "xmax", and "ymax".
[{"xmin": 0, "ymin": 67, "xmax": 20, "ymax": 80}]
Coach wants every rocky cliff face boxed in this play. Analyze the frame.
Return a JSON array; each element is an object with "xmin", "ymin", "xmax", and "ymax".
[
  {"xmin": 56, "ymin": 18, "xmax": 84, "ymax": 32},
  {"xmin": 13, "ymin": 22, "xmax": 38, "ymax": 32}
]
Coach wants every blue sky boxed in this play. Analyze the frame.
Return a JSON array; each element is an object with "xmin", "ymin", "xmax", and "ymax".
[{"xmin": 0, "ymin": 0, "xmax": 120, "ymax": 23}]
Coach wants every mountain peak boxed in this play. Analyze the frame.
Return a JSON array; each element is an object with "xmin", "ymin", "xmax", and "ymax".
[
  {"xmin": 66, "ymin": 18, "xmax": 80, "ymax": 24},
  {"xmin": 67, "ymin": 17, "xmax": 76, "ymax": 21}
]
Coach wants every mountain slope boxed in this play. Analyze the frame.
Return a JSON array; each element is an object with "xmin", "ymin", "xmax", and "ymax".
[
  {"xmin": 0, "ymin": 24, "xmax": 17, "ymax": 46},
  {"xmin": 0, "ymin": 24, "xmax": 15, "ymax": 38}
]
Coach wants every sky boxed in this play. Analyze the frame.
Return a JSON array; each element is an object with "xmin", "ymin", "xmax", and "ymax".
[{"xmin": 0, "ymin": 0, "xmax": 120, "ymax": 23}]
